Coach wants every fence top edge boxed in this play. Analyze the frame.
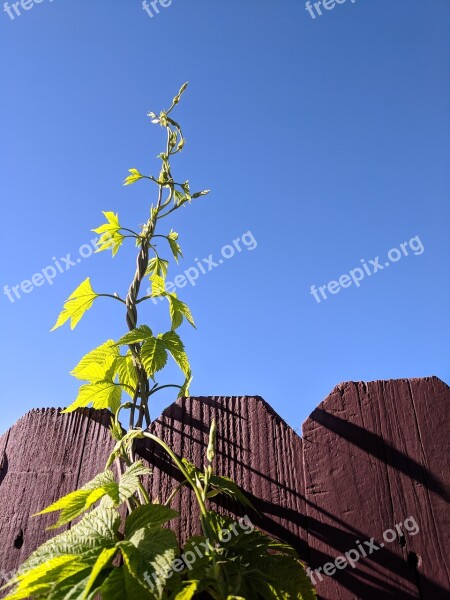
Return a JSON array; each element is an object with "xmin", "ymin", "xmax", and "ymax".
[{"xmin": 1, "ymin": 377, "xmax": 447, "ymax": 440}]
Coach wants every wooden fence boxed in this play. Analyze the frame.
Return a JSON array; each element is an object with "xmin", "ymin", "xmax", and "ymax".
[{"xmin": 0, "ymin": 376, "xmax": 448, "ymax": 599}]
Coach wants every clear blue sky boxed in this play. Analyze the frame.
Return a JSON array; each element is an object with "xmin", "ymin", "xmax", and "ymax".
[{"xmin": 1, "ymin": 0, "xmax": 449, "ymax": 434}]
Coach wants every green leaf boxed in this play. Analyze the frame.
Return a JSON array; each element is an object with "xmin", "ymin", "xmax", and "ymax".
[
  {"xmin": 51, "ymin": 278, "xmax": 98, "ymax": 331},
  {"xmin": 161, "ymin": 331, "xmax": 191, "ymax": 377},
  {"xmin": 174, "ymin": 189, "xmax": 189, "ymax": 207},
  {"xmin": 100, "ymin": 567, "xmax": 154, "ymax": 600},
  {"xmin": 100, "ymin": 569, "xmax": 128, "ymax": 600},
  {"xmin": 45, "ymin": 568, "xmax": 95, "ymax": 600},
  {"xmin": 151, "ymin": 273, "xmax": 167, "ymax": 298},
  {"xmin": 118, "ymin": 541, "xmax": 157, "ymax": 597},
  {"xmin": 115, "ymin": 352, "xmax": 139, "ymax": 398},
  {"xmin": 168, "ymin": 294, "xmax": 195, "ymax": 330},
  {"xmin": 167, "ymin": 230, "xmax": 182, "ymax": 263},
  {"xmin": 62, "ymin": 380, "xmax": 122, "ymax": 414},
  {"xmin": 19, "ymin": 506, "xmax": 119, "ymax": 576},
  {"xmin": 174, "ymin": 581, "xmax": 199, "ymax": 599},
  {"xmin": 141, "ymin": 337, "xmax": 168, "ymax": 379},
  {"xmin": 81, "ymin": 547, "xmax": 118, "ymax": 600},
  {"xmin": 39, "ymin": 489, "xmax": 108, "ymax": 530},
  {"xmin": 4, "ymin": 555, "xmax": 88, "ymax": 600},
  {"xmin": 178, "ymin": 372, "xmax": 193, "ymax": 398},
  {"xmin": 123, "ymin": 168, "xmax": 144, "ymax": 186},
  {"xmin": 146, "ymin": 256, "xmax": 169, "ymax": 278},
  {"xmin": 178, "ymin": 536, "xmax": 211, "ymax": 580},
  {"xmin": 115, "ymin": 325, "xmax": 153, "ymax": 346},
  {"xmin": 125, "ymin": 504, "xmax": 179, "ymax": 538},
  {"xmin": 120, "ymin": 528, "xmax": 179, "ymax": 598},
  {"xmin": 71, "ymin": 340, "xmax": 119, "ymax": 382},
  {"xmin": 209, "ymin": 475, "xmax": 256, "ymax": 512},
  {"xmin": 92, "ymin": 211, "xmax": 124, "ymax": 257},
  {"xmin": 249, "ymin": 555, "xmax": 316, "ymax": 600},
  {"xmin": 118, "ymin": 461, "xmax": 151, "ymax": 502},
  {"xmin": 35, "ymin": 471, "xmax": 118, "ymax": 529}
]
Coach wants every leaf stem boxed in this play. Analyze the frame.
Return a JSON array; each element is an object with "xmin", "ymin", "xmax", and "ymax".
[{"xmin": 97, "ymin": 293, "xmax": 126, "ymax": 304}]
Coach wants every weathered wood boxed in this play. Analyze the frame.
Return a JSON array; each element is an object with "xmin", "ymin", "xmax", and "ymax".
[
  {"xmin": 0, "ymin": 408, "xmax": 114, "ymax": 593},
  {"xmin": 303, "ymin": 377, "xmax": 450, "ymax": 599},
  {"xmin": 0, "ymin": 379, "xmax": 448, "ymax": 599},
  {"xmin": 140, "ymin": 396, "xmax": 308, "ymax": 556}
]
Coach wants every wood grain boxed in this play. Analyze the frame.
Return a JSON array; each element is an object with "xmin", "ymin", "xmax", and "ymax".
[{"xmin": 0, "ymin": 379, "xmax": 448, "ymax": 599}]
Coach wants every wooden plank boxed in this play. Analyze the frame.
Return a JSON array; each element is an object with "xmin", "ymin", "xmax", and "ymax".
[
  {"xmin": 138, "ymin": 396, "xmax": 308, "ymax": 558},
  {"xmin": 302, "ymin": 377, "xmax": 450, "ymax": 599},
  {"xmin": 1, "ymin": 381, "xmax": 447, "ymax": 599},
  {"xmin": 0, "ymin": 408, "xmax": 114, "ymax": 596},
  {"xmin": 0, "ymin": 395, "xmax": 308, "ymax": 596},
  {"xmin": 380, "ymin": 377, "xmax": 450, "ymax": 598}
]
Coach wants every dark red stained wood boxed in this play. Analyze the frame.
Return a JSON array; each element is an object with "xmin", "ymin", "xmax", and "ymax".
[
  {"xmin": 302, "ymin": 377, "xmax": 450, "ymax": 600},
  {"xmin": 140, "ymin": 396, "xmax": 308, "ymax": 557},
  {"xmin": 0, "ymin": 408, "xmax": 115, "ymax": 594},
  {"xmin": 0, "ymin": 395, "xmax": 308, "ymax": 598},
  {"xmin": 0, "ymin": 379, "xmax": 448, "ymax": 600}
]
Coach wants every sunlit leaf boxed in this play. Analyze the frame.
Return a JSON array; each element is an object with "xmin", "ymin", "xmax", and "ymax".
[
  {"xmin": 92, "ymin": 211, "xmax": 124, "ymax": 257},
  {"xmin": 51, "ymin": 278, "xmax": 98, "ymax": 331},
  {"xmin": 63, "ymin": 380, "xmax": 122, "ymax": 414},
  {"xmin": 123, "ymin": 168, "xmax": 144, "ymax": 186}
]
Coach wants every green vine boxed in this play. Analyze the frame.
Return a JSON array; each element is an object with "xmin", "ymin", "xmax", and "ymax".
[{"xmin": 2, "ymin": 84, "xmax": 316, "ymax": 600}]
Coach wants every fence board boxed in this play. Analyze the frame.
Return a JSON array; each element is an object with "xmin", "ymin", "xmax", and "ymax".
[
  {"xmin": 302, "ymin": 377, "xmax": 450, "ymax": 599},
  {"xmin": 139, "ymin": 396, "xmax": 308, "ymax": 556},
  {"xmin": 0, "ymin": 408, "xmax": 114, "ymax": 592},
  {"xmin": 0, "ymin": 378, "xmax": 448, "ymax": 599}
]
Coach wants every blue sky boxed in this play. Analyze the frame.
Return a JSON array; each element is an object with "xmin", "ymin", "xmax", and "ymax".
[{"xmin": 1, "ymin": 0, "xmax": 449, "ymax": 434}]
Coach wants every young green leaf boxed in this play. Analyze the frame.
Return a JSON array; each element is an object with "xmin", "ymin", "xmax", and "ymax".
[
  {"xmin": 35, "ymin": 471, "xmax": 118, "ymax": 529},
  {"xmin": 146, "ymin": 256, "xmax": 169, "ymax": 278},
  {"xmin": 167, "ymin": 230, "xmax": 182, "ymax": 263},
  {"xmin": 173, "ymin": 581, "xmax": 199, "ymax": 600},
  {"xmin": 208, "ymin": 475, "xmax": 257, "ymax": 512},
  {"xmin": 63, "ymin": 380, "xmax": 122, "ymax": 414},
  {"xmin": 178, "ymin": 372, "xmax": 193, "ymax": 398},
  {"xmin": 150, "ymin": 273, "xmax": 167, "ymax": 298},
  {"xmin": 120, "ymin": 529, "xmax": 178, "ymax": 597},
  {"xmin": 71, "ymin": 340, "xmax": 119, "ymax": 382},
  {"xmin": 18, "ymin": 506, "xmax": 120, "ymax": 577},
  {"xmin": 141, "ymin": 337, "xmax": 168, "ymax": 379},
  {"xmin": 51, "ymin": 278, "xmax": 98, "ymax": 331},
  {"xmin": 118, "ymin": 461, "xmax": 151, "ymax": 503},
  {"xmin": 161, "ymin": 331, "xmax": 191, "ymax": 377},
  {"xmin": 125, "ymin": 504, "xmax": 179, "ymax": 538},
  {"xmin": 92, "ymin": 211, "xmax": 124, "ymax": 257},
  {"xmin": 115, "ymin": 352, "xmax": 139, "ymax": 398},
  {"xmin": 115, "ymin": 325, "xmax": 153, "ymax": 346},
  {"xmin": 123, "ymin": 168, "xmax": 144, "ymax": 186},
  {"xmin": 3, "ymin": 555, "xmax": 89, "ymax": 600},
  {"xmin": 168, "ymin": 294, "xmax": 196, "ymax": 330},
  {"xmin": 174, "ymin": 189, "xmax": 188, "ymax": 207},
  {"xmin": 81, "ymin": 547, "xmax": 118, "ymax": 600}
]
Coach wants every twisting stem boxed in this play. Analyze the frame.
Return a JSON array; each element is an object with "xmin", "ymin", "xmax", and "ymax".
[{"xmin": 125, "ymin": 129, "xmax": 171, "ymax": 431}]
